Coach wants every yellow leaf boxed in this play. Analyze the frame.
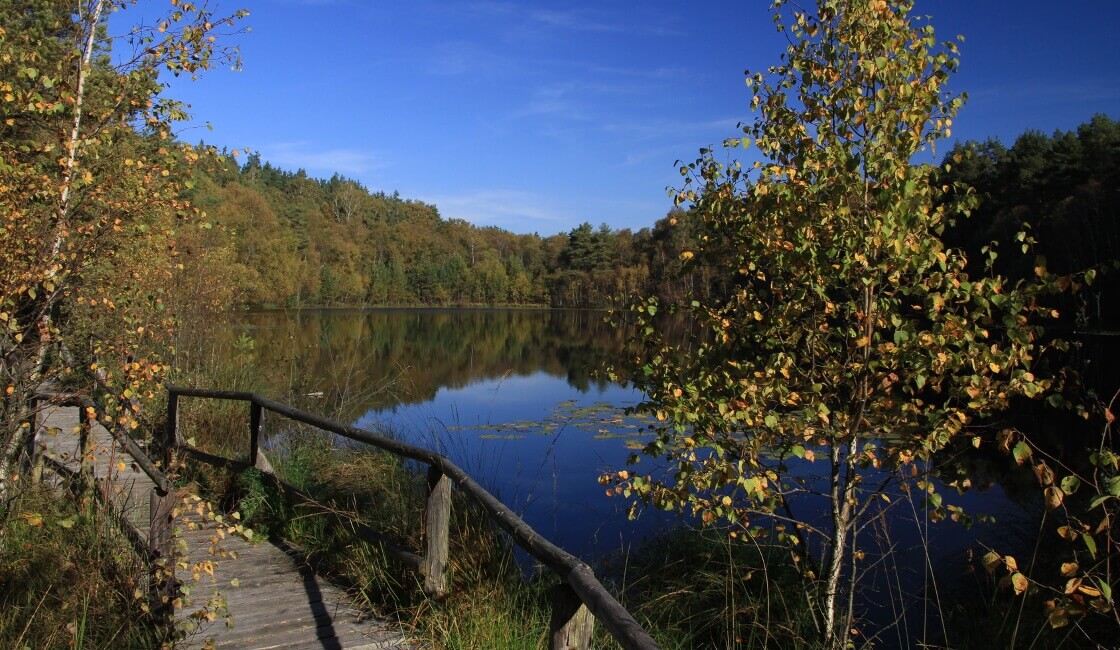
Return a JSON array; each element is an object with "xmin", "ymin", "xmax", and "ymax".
[
  {"xmin": 1044, "ymin": 486, "xmax": 1063, "ymax": 510},
  {"xmin": 1011, "ymin": 572, "xmax": 1028, "ymax": 595},
  {"xmin": 1060, "ymin": 562, "xmax": 1079, "ymax": 577},
  {"xmin": 22, "ymin": 512, "xmax": 42, "ymax": 527},
  {"xmin": 230, "ymin": 578, "xmax": 239, "ymax": 587}
]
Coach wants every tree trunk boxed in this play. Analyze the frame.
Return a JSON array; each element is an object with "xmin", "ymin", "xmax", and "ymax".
[{"xmin": 823, "ymin": 437, "xmax": 858, "ymax": 649}]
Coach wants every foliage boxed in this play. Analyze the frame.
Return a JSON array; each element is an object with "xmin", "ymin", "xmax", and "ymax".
[
  {"xmin": 940, "ymin": 114, "xmax": 1120, "ymax": 327},
  {"xmin": 605, "ymin": 0, "xmax": 1064, "ymax": 645},
  {"xmin": 0, "ymin": 483, "xmax": 159, "ymax": 648},
  {"xmin": 0, "ymin": 0, "xmax": 248, "ymax": 486},
  {"xmin": 184, "ymin": 153, "xmax": 698, "ymax": 309},
  {"xmin": 974, "ymin": 390, "xmax": 1120, "ymax": 645}
]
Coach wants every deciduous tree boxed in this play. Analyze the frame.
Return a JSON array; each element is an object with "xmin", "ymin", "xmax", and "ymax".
[
  {"xmin": 606, "ymin": 1, "xmax": 1060, "ymax": 645},
  {"xmin": 0, "ymin": 0, "xmax": 246, "ymax": 484}
]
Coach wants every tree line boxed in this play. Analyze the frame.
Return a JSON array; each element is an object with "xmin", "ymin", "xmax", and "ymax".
[{"xmin": 186, "ymin": 114, "xmax": 1119, "ymax": 326}]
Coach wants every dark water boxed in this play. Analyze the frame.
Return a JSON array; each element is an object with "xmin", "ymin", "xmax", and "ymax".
[
  {"xmin": 231, "ymin": 308, "xmax": 1117, "ymax": 644},
  {"xmin": 234, "ymin": 308, "xmax": 677, "ymax": 558}
]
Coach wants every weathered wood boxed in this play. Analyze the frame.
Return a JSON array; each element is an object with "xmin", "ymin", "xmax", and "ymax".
[
  {"xmin": 164, "ymin": 390, "xmax": 178, "ymax": 469},
  {"xmin": 249, "ymin": 400, "xmax": 263, "ymax": 467},
  {"xmin": 549, "ymin": 582, "xmax": 595, "ymax": 650},
  {"xmin": 175, "ymin": 521, "xmax": 410, "ymax": 649},
  {"xmin": 422, "ymin": 465, "xmax": 451, "ymax": 596},
  {"xmin": 38, "ymin": 397, "xmax": 409, "ymax": 648},
  {"xmin": 150, "ymin": 485, "xmax": 176, "ymax": 621}
]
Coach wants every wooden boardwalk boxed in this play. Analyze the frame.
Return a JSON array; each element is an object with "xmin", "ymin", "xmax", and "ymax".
[{"xmin": 34, "ymin": 403, "xmax": 413, "ymax": 649}]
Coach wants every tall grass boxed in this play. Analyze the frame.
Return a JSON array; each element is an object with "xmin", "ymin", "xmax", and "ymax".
[{"xmin": 0, "ymin": 483, "xmax": 159, "ymax": 648}]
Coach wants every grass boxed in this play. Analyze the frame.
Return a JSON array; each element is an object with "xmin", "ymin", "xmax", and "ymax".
[
  {"xmin": 0, "ymin": 482, "xmax": 160, "ymax": 649},
  {"xmin": 598, "ymin": 526, "xmax": 819, "ymax": 649}
]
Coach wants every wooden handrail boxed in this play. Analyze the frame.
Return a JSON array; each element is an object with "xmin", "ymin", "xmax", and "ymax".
[
  {"xmin": 166, "ymin": 384, "xmax": 659, "ymax": 650},
  {"xmin": 29, "ymin": 389, "xmax": 177, "ymax": 623}
]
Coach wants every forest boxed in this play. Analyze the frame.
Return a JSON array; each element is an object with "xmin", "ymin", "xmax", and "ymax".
[{"xmin": 189, "ymin": 115, "xmax": 1120, "ymax": 326}]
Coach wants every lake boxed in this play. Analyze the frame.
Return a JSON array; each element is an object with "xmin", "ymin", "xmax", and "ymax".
[
  {"xmin": 228, "ymin": 307, "xmax": 1108, "ymax": 642},
  {"xmin": 232, "ymin": 308, "xmax": 679, "ymax": 558}
]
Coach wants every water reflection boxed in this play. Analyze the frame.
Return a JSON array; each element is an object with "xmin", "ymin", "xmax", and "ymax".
[
  {"xmin": 235, "ymin": 308, "xmax": 674, "ymax": 556},
  {"xmin": 238, "ymin": 308, "xmax": 627, "ymax": 421}
]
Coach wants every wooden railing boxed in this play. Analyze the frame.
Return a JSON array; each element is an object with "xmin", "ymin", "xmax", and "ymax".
[
  {"xmin": 166, "ymin": 385, "xmax": 659, "ymax": 650},
  {"xmin": 28, "ymin": 388, "xmax": 177, "ymax": 618}
]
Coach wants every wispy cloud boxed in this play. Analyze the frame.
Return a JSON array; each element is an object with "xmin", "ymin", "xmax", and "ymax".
[
  {"xmin": 510, "ymin": 82, "xmax": 588, "ymax": 119},
  {"xmin": 259, "ymin": 141, "xmax": 385, "ymax": 176},
  {"xmin": 422, "ymin": 40, "xmax": 518, "ymax": 77},
  {"xmin": 461, "ymin": 2, "xmax": 680, "ymax": 37},
  {"xmin": 420, "ymin": 190, "xmax": 571, "ymax": 233}
]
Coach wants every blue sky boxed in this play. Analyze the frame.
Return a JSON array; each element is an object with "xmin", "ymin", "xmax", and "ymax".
[{"xmin": 138, "ymin": 0, "xmax": 1119, "ymax": 235}]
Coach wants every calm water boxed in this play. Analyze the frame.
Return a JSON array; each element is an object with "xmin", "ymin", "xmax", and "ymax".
[
  {"xmin": 232, "ymin": 307, "xmax": 1034, "ymax": 544},
  {"xmin": 234, "ymin": 308, "xmax": 677, "ymax": 557}
]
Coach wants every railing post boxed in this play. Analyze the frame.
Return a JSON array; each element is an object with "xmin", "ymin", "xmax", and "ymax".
[
  {"xmin": 549, "ymin": 582, "xmax": 595, "ymax": 650},
  {"xmin": 164, "ymin": 390, "xmax": 178, "ymax": 469},
  {"xmin": 422, "ymin": 464, "xmax": 451, "ymax": 596},
  {"xmin": 149, "ymin": 485, "xmax": 176, "ymax": 624},
  {"xmin": 249, "ymin": 401, "xmax": 262, "ymax": 467}
]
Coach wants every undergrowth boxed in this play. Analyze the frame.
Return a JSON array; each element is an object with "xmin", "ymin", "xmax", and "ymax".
[{"xmin": 0, "ymin": 483, "xmax": 159, "ymax": 649}]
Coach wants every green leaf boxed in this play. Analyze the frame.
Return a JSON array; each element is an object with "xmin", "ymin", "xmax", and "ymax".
[
  {"xmin": 1082, "ymin": 533, "xmax": 1098, "ymax": 559},
  {"xmin": 791, "ymin": 445, "xmax": 805, "ymax": 459},
  {"xmin": 1060, "ymin": 475, "xmax": 1080, "ymax": 495},
  {"xmin": 1106, "ymin": 476, "xmax": 1120, "ymax": 497},
  {"xmin": 1011, "ymin": 441, "xmax": 1032, "ymax": 465}
]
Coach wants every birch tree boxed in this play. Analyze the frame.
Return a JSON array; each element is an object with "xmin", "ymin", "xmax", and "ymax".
[
  {"xmin": 605, "ymin": 1, "xmax": 1060, "ymax": 645},
  {"xmin": 0, "ymin": 0, "xmax": 247, "ymax": 483}
]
